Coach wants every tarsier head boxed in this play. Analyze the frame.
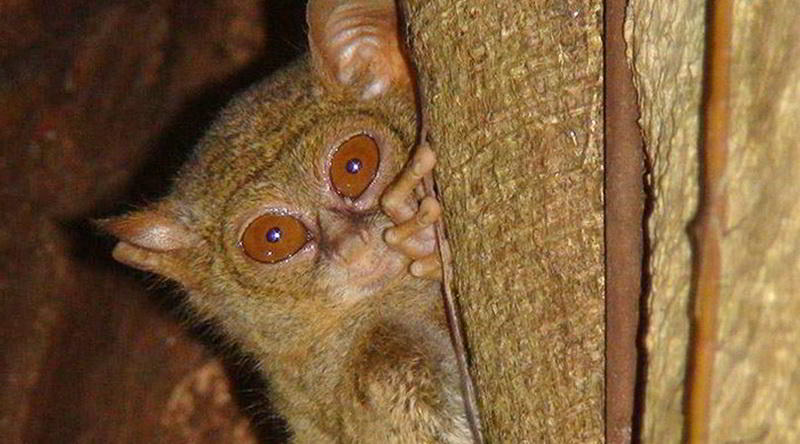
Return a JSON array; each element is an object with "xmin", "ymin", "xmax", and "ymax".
[{"xmin": 103, "ymin": 0, "xmax": 470, "ymax": 441}]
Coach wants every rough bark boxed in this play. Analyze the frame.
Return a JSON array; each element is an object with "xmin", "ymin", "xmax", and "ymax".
[
  {"xmin": 0, "ymin": 1, "xmax": 298, "ymax": 442},
  {"xmin": 628, "ymin": 0, "xmax": 800, "ymax": 441},
  {"xmin": 402, "ymin": 1, "xmax": 605, "ymax": 441}
]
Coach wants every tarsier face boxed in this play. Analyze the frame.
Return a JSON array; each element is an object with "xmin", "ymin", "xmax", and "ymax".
[
  {"xmin": 211, "ymin": 74, "xmax": 421, "ymax": 308},
  {"xmin": 133, "ymin": 60, "xmax": 439, "ymax": 347},
  {"xmin": 103, "ymin": 0, "xmax": 471, "ymax": 441}
]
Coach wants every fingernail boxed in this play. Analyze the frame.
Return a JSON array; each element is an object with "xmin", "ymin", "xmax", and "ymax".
[
  {"xmin": 413, "ymin": 158, "xmax": 426, "ymax": 175},
  {"xmin": 419, "ymin": 209, "xmax": 434, "ymax": 225}
]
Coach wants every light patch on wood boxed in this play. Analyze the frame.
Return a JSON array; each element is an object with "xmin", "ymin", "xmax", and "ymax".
[
  {"xmin": 625, "ymin": 0, "xmax": 705, "ymax": 440},
  {"xmin": 628, "ymin": 0, "xmax": 800, "ymax": 441}
]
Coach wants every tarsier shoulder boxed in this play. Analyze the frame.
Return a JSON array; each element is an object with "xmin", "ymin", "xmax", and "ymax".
[{"xmin": 102, "ymin": 0, "xmax": 469, "ymax": 442}]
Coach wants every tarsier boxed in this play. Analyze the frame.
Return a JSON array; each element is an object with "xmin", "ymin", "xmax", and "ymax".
[{"xmin": 102, "ymin": 0, "xmax": 473, "ymax": 441}]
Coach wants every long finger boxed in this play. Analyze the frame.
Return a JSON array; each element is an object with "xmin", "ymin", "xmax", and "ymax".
[
  {"xmin": 383, "ymin": 196, "xmax": 440, "ymax": 246},
  {"xmin": 381, "ymin": 143, "xmax": 436, "ymax": 223}
]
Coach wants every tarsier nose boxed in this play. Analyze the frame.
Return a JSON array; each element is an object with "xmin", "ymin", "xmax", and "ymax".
[
  {"xmin": 335, "ymin": 229, "xmax": 374, "ymax": 266},
  {"xmin": 318, "ymin": 209, "xmax": 389, "ymax": 268}
]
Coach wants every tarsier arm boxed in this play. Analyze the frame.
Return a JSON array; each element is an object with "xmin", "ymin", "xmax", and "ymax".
[
  {"xmin": 382, "ymin": 137, "xmax": 485, "ymax": 442},
  {"xmin": 372, "ymin": 0, "xmax": 483, "ymax": 436}
]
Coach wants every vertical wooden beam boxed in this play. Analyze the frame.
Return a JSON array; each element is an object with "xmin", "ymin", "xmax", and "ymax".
[{"xmin": 604, "ymin": 0, "xmax": 645, "ymax": 442}]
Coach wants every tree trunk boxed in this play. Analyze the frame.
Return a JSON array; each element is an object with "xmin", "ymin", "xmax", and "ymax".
[
  {"xmin": 401, "ymin": 1, "xmax": 605, "ymax": 441},
  {"xmin": 628, "ymin": 0, "xmax": 800, "ymax": 441}
]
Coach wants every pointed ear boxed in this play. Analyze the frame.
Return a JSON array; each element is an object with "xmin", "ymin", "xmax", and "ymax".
[
  {"xmin": 97, "ymin": 205, "xmax": 202, "ymax": 287},
  {"xmin": 307, "ymin": 0, "xmax": 413, "ymax": 99}
]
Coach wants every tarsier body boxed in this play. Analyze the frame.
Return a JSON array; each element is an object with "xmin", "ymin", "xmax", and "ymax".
[{"xmin": 104, "ymin": 0, "xmax": 470, "ymax": 441}]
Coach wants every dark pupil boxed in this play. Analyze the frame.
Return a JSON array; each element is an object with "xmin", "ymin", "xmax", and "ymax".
[
  {"xmin": 346, "ymin": 158, "xmax": 362, "ymax": 174},
  {"xmin": 266, "ymin": 227, "xmax": 282, "ymax": 243}
]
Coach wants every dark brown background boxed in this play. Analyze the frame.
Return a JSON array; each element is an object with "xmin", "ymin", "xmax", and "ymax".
[{"xmin": 0, "ymin": 1, "xmax": 306, "ymax": 442}]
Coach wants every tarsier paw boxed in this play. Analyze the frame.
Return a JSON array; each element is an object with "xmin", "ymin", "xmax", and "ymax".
[{"xmin": 381, "ymin": 143, "xmax": 443, "ymax": 281}]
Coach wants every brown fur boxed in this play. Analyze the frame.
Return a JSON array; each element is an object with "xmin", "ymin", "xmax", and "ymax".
[{"xmin": 101, "ymin": 1, "xmax": 470, "ymax": 441}]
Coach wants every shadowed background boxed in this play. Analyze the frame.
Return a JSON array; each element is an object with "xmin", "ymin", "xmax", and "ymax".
[{"xmin": 0, "ymin": 1, "xmax": 306, "ymax": 442}]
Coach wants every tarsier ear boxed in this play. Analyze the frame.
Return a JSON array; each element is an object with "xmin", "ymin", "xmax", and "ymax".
[
  {"xmin": 98, "ymin": 204, "xmax": 201, "ymax": 287},
  {"xmin": 307, "ymin": 0, "xmax": 413, "ymax": 99}
]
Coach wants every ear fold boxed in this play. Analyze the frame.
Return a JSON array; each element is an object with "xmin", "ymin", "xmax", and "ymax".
[
  {"xmin": 307, "ymin": 0, "xmax": 413, "ymax": 99},
  {"xmin": 98, "ymin": 205, "xmax": 202, "ymax": 287}
]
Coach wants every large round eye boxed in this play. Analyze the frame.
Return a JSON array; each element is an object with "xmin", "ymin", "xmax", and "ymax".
[
  {"xmin": 330, "ymin": 134, "xmax": 380, "ymax": 198},
  {"xmin": 240, "ymin": 214, "xmax": 309, "ymax": 263}
]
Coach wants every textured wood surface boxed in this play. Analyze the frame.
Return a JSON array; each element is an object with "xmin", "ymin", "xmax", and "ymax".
[
  {"xmin": 0, "ymin": 1, "xmax": 302, "ymax": 442},
  {"xmin": 402, "ymin": 1, "xmax": 605, "ymax": 441},
  {"xmin": 628, "ymin": 0, "xmax": 800, "ymax": 441},
  {"xmin": 625, "ymin": 0, "xmax": 704, "ymax": 440}
]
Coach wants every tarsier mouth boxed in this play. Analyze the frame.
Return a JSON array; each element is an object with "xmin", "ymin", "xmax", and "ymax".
[{"xmin": 330, "ymin": 236, "xmax": 413, "ymax": 297}]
